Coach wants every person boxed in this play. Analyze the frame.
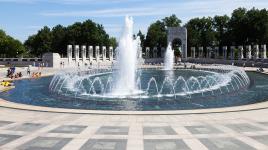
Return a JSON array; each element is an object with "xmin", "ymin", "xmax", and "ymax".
[
  {"xmin": 62, "ymin": 62, "xmax": 65, "ymax": 68},
  {"xmin": 60, "ymin": 62, "xmax": 63, "ymax": 68},
  {"xmin": 18, "ymin": 72, "xmax": 22, "ymax": 78},
  {"xmin": 27, "ymin": 66, "xmax": 31, "ymax": 76},
  {"xmin": 257, "ymin": 67, "xmax": 264, "ymax": 72}
]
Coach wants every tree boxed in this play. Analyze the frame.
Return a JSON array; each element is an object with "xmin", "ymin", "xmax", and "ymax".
[
  {"xmin": 185, "ymin": 17, "xmax": 216, "ymax": 47},
  {"xmin": 0, "ymin": 29, "xmax": 26, "ymax": 58},
  {"xmin": 109, "ymin": 37, "xmax": 117, "ymax": 48},
  {"xmin": 25, "ymin": 20, "xmax": 113, "ymax": 56},
  {"xmin": 51, "ymin": 25, "xmax": 67, "ymax": 55},
  {"xmin": 228, "ymin": 8, "xmax": 248, "ymax": 45},
  {"xmin": 24, "ymin": 26, "xmax": 52, "ymax": 57},
  {"xmin": 145, "ymin": 20, "xmax": 166, "ymax": 48},
  {"xmin": 162, "ymin": 14, "xmax": 182, "ymax": 27},
  {"xmin": 213, "ymin": 15, "xmax": 230, "ymax": 46}
]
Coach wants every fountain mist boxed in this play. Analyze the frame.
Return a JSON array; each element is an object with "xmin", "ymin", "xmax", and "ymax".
[{"xmin": 164, "ymin": 43, "xmax": 174, "ymax": 70}]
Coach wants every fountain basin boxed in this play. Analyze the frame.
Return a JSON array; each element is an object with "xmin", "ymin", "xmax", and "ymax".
[{"xmin": 1, "ymin": 67, "xmax": 268, "ymax": 111}]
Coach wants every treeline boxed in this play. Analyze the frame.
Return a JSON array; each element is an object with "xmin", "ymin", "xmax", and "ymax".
[
  {"xmin": 0, "ymin": 30, "xmax": 25, "ymax": 58},
  {"xmin": 24, "ymin": 20, "xmax": 117, "ymax": 57},
  {"xmin": 139, "ymin": 7, "xmax": 268, "ymax": 53},
  {"xmin": 1, "ymin": 7, "xmax": 268, "ymax": 58}
]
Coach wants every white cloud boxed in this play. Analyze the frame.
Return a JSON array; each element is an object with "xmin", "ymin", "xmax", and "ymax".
[
  {"xmin": 39, "ymin": 0, "xmax": 268, "ymax": 20},
  {"xmin": 0, "ymin": 0, "xmax": 143, "ymax": 4}
]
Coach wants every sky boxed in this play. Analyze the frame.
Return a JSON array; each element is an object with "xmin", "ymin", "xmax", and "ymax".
[{"xmin": 0, "ymin": 0, "xmax": 268, "ymax": 42}]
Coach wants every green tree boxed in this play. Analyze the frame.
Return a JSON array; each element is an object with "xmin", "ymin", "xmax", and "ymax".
[
  {"xmin": 162, "ymin": 14, "xmax": 182, "ymax": 27},
  {"xmin": 109, "ymin": 37, "xmax": 117, "ymax": 48},
  {"xmin": 228, "ymin": 8, "xmax": 248, "ymax": 45},
  {"xmin": 24, "ymin": 26, "xmax": 52, "ymax": 57},
  {"xmin": 25, "ymin": 20, "xmax": 112, "ymax": 56},
  {"xmin": 186, "ymin": 17, "xmax": 216, "ymax": 47},
  {"xmin": 0, "ymin": 29, "xmax": 26, "ymax": 58},
  {"xmin": 145, "ymin": 20, "xmax": 166, "ymax": 48},
  {"xmin": 213, "ymin": 15, "xmax": 230, "ymax": 46},
  {"xmin": 51, "ymin": 25, "xmax": 67, "ymax": 55}
]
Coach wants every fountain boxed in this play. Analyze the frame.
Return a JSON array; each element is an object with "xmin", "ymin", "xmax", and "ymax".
[
  {"xmin": 111, "ymin": 16, "xmax": 140, "ymax": 96},
  {"xmin": 164, "ymin": 43, "xmax": 174, "ymax": 70},
  {"xmin": 46, "ymin": 16, "xmax": 251, "ymax": 110}
]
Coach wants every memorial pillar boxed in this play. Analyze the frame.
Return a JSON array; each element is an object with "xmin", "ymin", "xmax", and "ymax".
[
  {"xmin": 153, "ymin": 47, "xmax": 158, "ymax": 58},
  {"xmin": 102, "ymin": 46, "xmax": 107, "ymax": 61},
  {"xmin": 261, "ymin": 45, "xmax": 267, "ymax": 59},
  {"xmin": 198, "ymin": 47, "xmax": 203, "ymax": 58},
  {"xmin": 67, "ymin": 45, "xmax": 72, "ymax": 63},
  {"xmin": 246, "ymin": 45, "xmax": 252, "ymax": 60},
  {"xmin": 74, "ymin": 45, "xmax": 79, "ymax": 62},
  {"xmin": 81, "ymin": 45, "xmax": 86, "ymax": 62},
  {"xmin": 230, "ymin": 46, "xmax": 235, "ymax": 60},
  {"xmin": 238, "ymin": 46, "xmax": 244, "ymax": 60},
  {"xmin": 253, "ymin": 45, "xmax": 259, "ymax": 60},
  {"xmin": 146, "ymin": 47, "xmax": 150, "ymax": 58},
  {"xmin": 109, "ymin": 46, "xmax": 113, "ymax": 61},
  {"xmin": 223, "ymin": 46, "xmax": 227, "ymax": 59},
  {"xmin": 191, "ymin": 47, "xmax": 196, "ymax": 58},
  {"xmin": 214, "ymin": 47, "xmax": 219, "ymax": 59},
  {"xmin": 88, "ymin": 46, "xmax": 93, "ymax": 61},
  {"xmin": 206, "ymin": 47, "xmax": 212, "ymax": 58},
  {"xmin": 96, "ymin": 46, "xmax": 100, "ymax": 62}
]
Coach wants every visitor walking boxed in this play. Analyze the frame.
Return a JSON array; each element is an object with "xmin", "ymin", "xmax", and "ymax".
[{"xmin": 27, "ymin": 66, "xmax": 31, "ymax": 76}]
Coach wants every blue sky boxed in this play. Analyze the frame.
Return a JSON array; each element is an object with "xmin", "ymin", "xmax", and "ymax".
[{"xmin": 0, "ymin": 0, "xmax": 268, "ymax": 42}]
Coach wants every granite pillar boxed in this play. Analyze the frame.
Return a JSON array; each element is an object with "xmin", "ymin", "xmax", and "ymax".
[
  {"xmin": 74, "ymin": 45, "xmax": 79, "ymax": 62},
  {"xmin": 238, "ymin": 46, "xmax": 244, "ymax": 60},
  {"xmin": 109, "ymin": 46, "xmax": 113, "ymax": 61},
  {"xmin": 246, "ymin": 45, "xmax": 252, "ymax": 60},
  {"xmin": 223, "ymin": 46, "xmax": 227, "ymax": 59}
]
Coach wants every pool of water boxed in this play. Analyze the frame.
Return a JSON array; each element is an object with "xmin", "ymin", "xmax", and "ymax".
[{"xmin": 0, "ymin": 70, "xmax": 268, "ymax": 111}]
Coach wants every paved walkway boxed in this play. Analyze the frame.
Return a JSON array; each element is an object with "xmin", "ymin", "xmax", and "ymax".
[{"xmin": 0, "ymin": 107, "xmax": 268, "ymax": 150}]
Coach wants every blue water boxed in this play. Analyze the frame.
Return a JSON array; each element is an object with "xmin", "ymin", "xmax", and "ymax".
[{"xmin": 0, "ymin": 70, "xmax": 268, "ymax": 111}]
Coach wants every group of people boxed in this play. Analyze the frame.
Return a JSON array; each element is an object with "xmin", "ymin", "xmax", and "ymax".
[
  {"xmin": 27, "ymin": 66, "xmax": 41, "ymax": 78},
  {"xmin": 6, "ymin": 67, "xmax": 23, "ymax": 79},
  {"xmin": 31, "ymin": 72, "xmax": 42, "ymax": 78},
  {"xmin": 60, "ymin": 61, "xmax": 65, "ymax": 68},
  {"xmin": 1, "ymin": 80, "xmax": 13, "ymax": 87}
]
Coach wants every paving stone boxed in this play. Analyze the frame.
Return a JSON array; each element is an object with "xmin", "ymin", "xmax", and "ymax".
[
  {"xmin": 0, "ymin": 121, "xmax": 13, "ymax": 127},
  {"xmin": 250, "ymin": 135, "xmax": 268, "ymax": 146},
  {"xmin": 185, "ymin": 125, "xmax": 223, "ymax": 134},
  {"xmin": 258, "ymin": 122, "xmax": 268, "ymax": 126},
  {"xmin": 225, "ymin": 123, "xmax": 264, "ymax": 133},
  {"xmin": 96, "ymin": 126, "xmax": 129, "ymax": 135},
  {"xmin": 144, "ymin": 139, "xmax": 190, "ymax": 150},
  {"xmin": 49, "ymin": 125, "xmax": 87, "ymax": 134},
  {"xmin": 18, "ymin": 137, "xmax": 72, "ymax": 150},
  {"xmin": 8, "ymin": 123, "xmax": 46, "ymax": 132},
  {"xmin": 79, "ymin": 139, "xmax": 127, "ymax": 150},
  {"xmin": 143, "ymin": 126, "xmax": 177, "ymax": 135},
  {"xmin": 199, "ymin": 137, "xmax": 256, "ymax": 150},
  {"xmin": 0, "ymin": 134, "xmax": 22, "ymax": 146}
]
